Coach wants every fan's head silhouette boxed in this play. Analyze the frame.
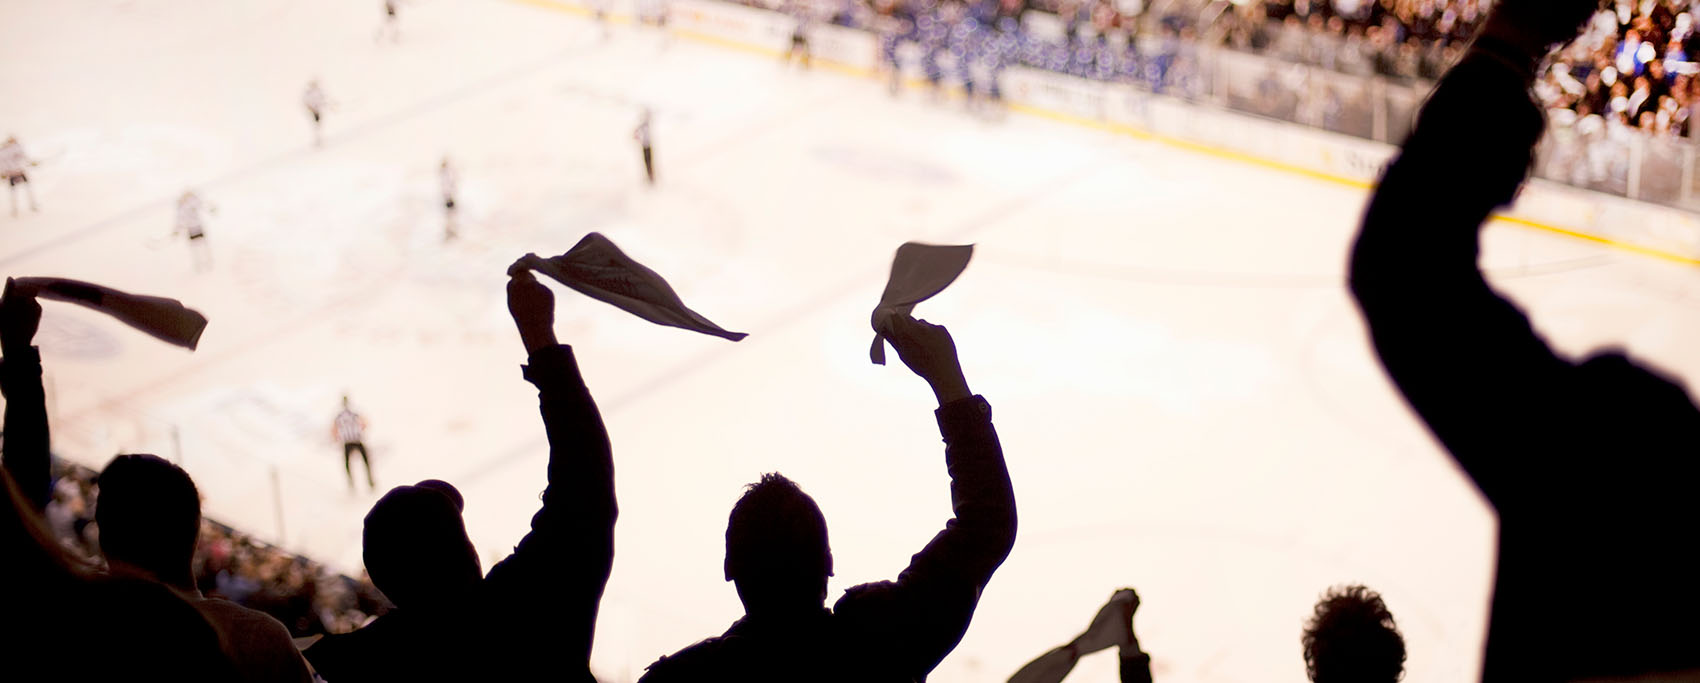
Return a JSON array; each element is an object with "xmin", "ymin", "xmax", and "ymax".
[
  {"xmin": 96, "ymin": 454, "xmax": 201, "ymax": 585},
  {"xmin": 362, "ymin": 479, "xmax": 481, "ymax": 608},
  {"xmin": 723, "ymin": 472, "xmax": 834, "ymax": 614},
  {"xmin": 1302, "ymin": 585, "xmax": 1406, "ymax": 683}
]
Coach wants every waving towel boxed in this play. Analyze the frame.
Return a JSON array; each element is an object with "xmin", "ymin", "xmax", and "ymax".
[
  {"xmin": 868, "ymin": 242, "xmax": 973, "ymax": 365},
  {"xmin": 511, "ymin": 233, "xmax": 747, "ymax": 341},
  {"xmin": 9, "ymin": 277, "xmax": 208, "ymax": 350}
]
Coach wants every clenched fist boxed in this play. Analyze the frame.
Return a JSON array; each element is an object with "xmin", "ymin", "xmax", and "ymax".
[
  {"xmin": 507, "ymin": 267, "xmax": 558, "ymax": 355},
  {"xmin": 878, "ymin": 314, "xmax": 971, "ymax": 405},
  {"xmin": 1484, "ymin": 0, "xmax": 1606, "ymax": 56},
  {"xmin": 0, "ymin": 278, "xmax": 43, "ymax": 355}
]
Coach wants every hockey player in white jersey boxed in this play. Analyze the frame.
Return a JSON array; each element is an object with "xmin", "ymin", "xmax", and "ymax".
[
  {"xmin": 2, "ymin": 136, "xmax": 40, "ymax": 217},
  {"xmin": 439, "ymin": 157, "xmax": 459, "ymax": 241},
  {"xmin": 377, "ymin": 0, "xmax": 402, "ymax": 43},
  {"xmin": 592, "ymin": 0, "xmax": 613, "ymax": 40},
  {"xmin": 304, "ymin": 80, "xmax": 330, "ymax": 147},
  {"xmin": 173, "ymin": 190, "xmax": 214, "ymax": 271},
  {"xmin": 782, "ymin": 0, "xmax": 813, "ymax": 69},
  {"xmin": 634, "ymin": 108, "xmax": 655, "ymax": 185}
]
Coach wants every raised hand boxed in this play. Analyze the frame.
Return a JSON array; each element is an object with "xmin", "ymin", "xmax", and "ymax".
[
  {"xmin": 1485, "ymin": 0, "xmax": 1604, "ymax": 56},
  {"xmin": 507, "ymin": 268, "xmax": 558, "ymax": 355},
  {"xmin": 1071, "ymin": 589, "xmax": 1140, "ymax": 655},
  {"xmin": 0, "ymin": 278, "xmax": 43, "ymax": 355},
  {"xmin": 878, "ymin": 314, "xmax": 970, "ymax": 404}
]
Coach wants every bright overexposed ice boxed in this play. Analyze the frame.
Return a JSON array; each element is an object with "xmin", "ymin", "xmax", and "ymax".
[{"xmin": 7, "ymin": 1, "xmax": 1700, "ymax": 681}]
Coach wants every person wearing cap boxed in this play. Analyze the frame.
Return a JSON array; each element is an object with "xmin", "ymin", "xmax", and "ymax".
[{"xmin": 303, "ymin": 268, "xmax": 616, "ymax": 682}]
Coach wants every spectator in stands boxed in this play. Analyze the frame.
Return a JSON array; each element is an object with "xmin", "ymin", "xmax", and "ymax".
[
  {"xmin": 1301, "ymin": 585, "xmax": 1405, "ymax": 683},
  {"xmin": 303, "ymin": 267, "xmax": 616, "ymax": 682},
  {"xmin": 2, "ymin": 283, "xmax": 236, "ymax": 682},
  {"xmin": 1619, "ymin": 28, "xmax": 1650, "ymax": 76},
  {"xmin": 1, "ymin": 468, "xmax": 238, "ymax": 681},
  {"xmin": 1006, "ymin": 589, "xmax": 1149, "ymax": 683},
  {"xmin": 96, "ymin": 454, "xmax": 313, "ymax": 683},
  {"xmin": 1629, "ymin": 74, "xmax": 1656, "ymax": 120},
  {"xmin": 638, "ymin": 314, "xmax": 1016, "ymax": 682},
  {"xmin": 1350, "ymin": 0, "xmax": 1700, "ymax": 678},
  {"xmin": 44, "ymin": 471, "xmax": 93, "ymax": 556}
]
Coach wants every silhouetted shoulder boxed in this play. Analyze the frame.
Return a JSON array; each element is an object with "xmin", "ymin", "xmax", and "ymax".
[
  {"xmin": 1574, "ymin": 352, "xmax": 1700, "ymax": 455},
  {"xmin": 639, "ymin": 636, "xmax": 747, "ymax": 682},
  {"xmin": 833, "ymin": 579, "xmax": 900, "ymax": 616},
  {"xmin": 303, "ymin": 615, "xmax": 411, "ymax": 681},
  {"xmin": 1577, "ymin": 352, "xmax": 1697, "ymax": 402},
  {"xmin": 194, "ymin": 596, "xmax": 313, "ymax": 683}
]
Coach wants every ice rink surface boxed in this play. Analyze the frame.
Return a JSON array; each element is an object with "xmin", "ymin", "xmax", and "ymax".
[{"xmin": 8, "ymin": 1, "xmax": 1700, "ymax": 681}]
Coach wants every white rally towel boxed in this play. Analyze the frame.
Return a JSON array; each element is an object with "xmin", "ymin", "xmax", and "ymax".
[
  {"xmin": 868, "ymin": 242, "xmax": 973, "ymax": 365},
  {"xmin": 9, "ymin": 277, "xmax": 208, "ymax": 350},
  {"xmin": 512, "ymin": 233, "xmax": 747, "ymax": 342}
]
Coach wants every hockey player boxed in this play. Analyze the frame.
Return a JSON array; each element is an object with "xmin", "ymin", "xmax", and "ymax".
[
  {"xmin": 174, "ymin": 190, "xmax": 214, "ymax": 272},
  {"xmin": 638, "ymin": 0, "xmax": 669, "ymax": 29},
  {"xmin": 782, "ymin": 0, "xmax": 813, "ymax": 69},
  {"xmin": 874, "ymin": 0, "xmax": 914, "ymax": 95},
  {"xmin": 377, "ymin": 0, "xmax": 402, "ymax": 43},
  {"xmin": 917, "ymin": 0, "xmax": 953, "ymax": 101},
  {"xmin": 304, "ymin": 80, "xmax": 329, "ymax": 148},
  {"xmin": 439, "ymin": 157, "xmax": 458, "ymax": 241},
  {"xmin": 634, "ymin": 109, "xmax": 655, "ymax": 186},
  {"xmin": 593, "ymin": 0, "xmax": 613, "ymax": 40},
  {"xmin": 1, "ymin": 136, "xmax": 40, "ymax": 217}
]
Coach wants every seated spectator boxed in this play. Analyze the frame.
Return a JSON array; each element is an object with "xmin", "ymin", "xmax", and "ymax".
[
  {"xmin": 639, "ymin": 315, "xmax": 1017, "ymax": 682},
  {"xmin": 1, "ymin": 468, "xmax": 238, "ymax": 681},
  {"xmin": 303, "ymin": 268, "xmax": 616, "ymax": 682},
  {"xmin": 97, "ymin": 454, "xmax": 313, "ymax": 683},
  {"xmin": 2, "ymin": 283, "xmax": 235, "ymax": 682}
]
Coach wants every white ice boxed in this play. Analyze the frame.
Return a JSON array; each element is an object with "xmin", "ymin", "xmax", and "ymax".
[{"xmin": 6, "ymin": 1, "xmax": 1700, "ymax": 681}]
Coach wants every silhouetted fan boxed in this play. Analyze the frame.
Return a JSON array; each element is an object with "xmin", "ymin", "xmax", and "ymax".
[
  {"xmin": 869, "ymin": 242, "xmax": 972, "ymax": 364},
  {"xmin": 511, "ymin": 232, "xmax": 747, "ymax": 341},
  {"xmin": 1350, "ymin": 0, "xmax": 1700, "ymax": 679},
  {"xmin": 640, "ymin": 310, "xmax": 1014, "ymax": 683}
]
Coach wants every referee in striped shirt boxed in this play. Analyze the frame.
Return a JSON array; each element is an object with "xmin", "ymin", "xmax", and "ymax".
[{"xmin": 333, "ymin": 396, "xmax": 375, "ymax": 492}]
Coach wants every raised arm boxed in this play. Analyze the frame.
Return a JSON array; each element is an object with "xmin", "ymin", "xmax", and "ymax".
[
  {"xmin": 836, "ymin": 315, "xmax": 1017, "ymax": 677},
  {"xmin": 1009, "ymin": 589, "xmax": 1151, "ymax": 683},
  {"xmin": 0, "ymin": 278, "xmax": 50, "ymax": 512},
  {"xmin": 1346, "ymin": 2, "xmax": 1601, "ymax": 504},
  {"xmin": 483, "ymin": 269, "xmax": 616, "ymax": 670}
]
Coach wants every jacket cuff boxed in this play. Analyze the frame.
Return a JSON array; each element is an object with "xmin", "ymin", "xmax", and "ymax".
[
  {"xmin": 520, "ymin": 344, "xmax": 586, "ymax": 389},
  {"xmin": 934, "ymin": 395, "xmax": 991, "ymax": 440},
  {"xmin": 0, "ymin": 345, "xmax": 42, "ymax": 392}
]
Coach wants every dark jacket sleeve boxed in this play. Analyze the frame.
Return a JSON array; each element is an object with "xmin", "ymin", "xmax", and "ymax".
[
  {"xmin": 483, "ymin": 344, "xmax": 616, "ymax": 668},
  {"xmin": 835, "ymin": 395, "xmax": 1017, "ymax": 678},
  {"xmin": 1, "ymin": 345, "xmax": 51, "ymax": 512},
  {"xmin": 1347, "ymin": 48, "xmax": 1564, "ymax": 506},
  {"xmin": 1120, "ymin": 651, "xmax": 1153, "ymax": 683}
]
